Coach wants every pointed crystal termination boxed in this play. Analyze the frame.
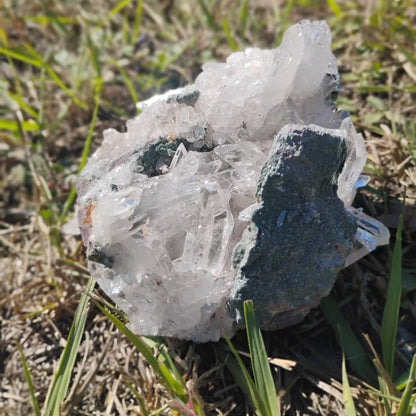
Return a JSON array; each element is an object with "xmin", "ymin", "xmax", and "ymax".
[{"xmin": 77, "ymin": 20, "xmax": 389, "ymax": 342}]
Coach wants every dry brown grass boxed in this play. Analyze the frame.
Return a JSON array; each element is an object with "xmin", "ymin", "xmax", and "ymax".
[{"xmin": 1, "ymin": 0, "xmax": 415, "ymax": 414}]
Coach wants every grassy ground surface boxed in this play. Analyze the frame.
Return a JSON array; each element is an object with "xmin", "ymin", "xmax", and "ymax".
[{"xmin": 1, "ymin": 0, "xmax": 416, "ymax": 415}]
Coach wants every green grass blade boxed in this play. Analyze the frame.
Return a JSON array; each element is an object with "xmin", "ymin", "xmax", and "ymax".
[
  {"xmin": 38, "ymin": 175, "xmax": 53, "ymax": 202},
  {"xmin": 43, "ymin": 68, "xmax": 85, "ymax": 109},
  {"xmin": 60, "ymin": 33, "xmax": 103, "ymax": 222},
  {"xmin": 0, "ymin": 46, "xmax": 43, "ymax": 67},
  {"xmin": 115, "ymin": 62, "xmax": 139, "ymax": 103},
  {"xmin": 396, "ymin": 354, "xmax": 416, "ymax": 416},
  {"xmin": 189, "ymin": 386, "xmax": 206, "ymax": 416},
  {"xmin": 141, "ymin": 337, "xmax": 184, "ymax": 388},
  {"xmin": 198, "ymin": 0, "xmax": 218, "ymax": 31},
  {"xmin": 366, "ymin": 389, "xmax": 403, "ymax": 403},
  {"xmin": 223, "ymin": 352, "xmax": 252, "ymax": 398},
  {"xmin": 239, "ymin": 0, "xmax": 250, "ymax": 38},
  {"xmin": 223, "ymin": 331, "xmax": 269, "ymax": 416},
  {"xmin": 43, "ymin": 276, "xmax": 95, "ymax": 416},
  {"xmin": 321, "ymin": 295, "xmax": 376, "ymax": 384},
  {"xmin": 398, "ymin": 45, "xmax": 416, "ymax": 67},
  {"xmin": 159, "ymin": 364, "xmax": 189, "ymax": 396},
  {"xmin": 0, "ymin": 119, "xmax": 40, "ymax": 131},
  {"xmin": 222, "ymin": 18, "xmax": 239, "ymax": 51},
  {"xmin": 22, "ymin": 15, "xmax": 76, "ymax": 25},
  {"xmin": 86, "ymin": 34, "xmax": 102, "ymax": 80},
  {"xmin": 342, "ymin": 353, "xmax": 357, "ymax": 416},
  {"xmin": 60, "ymin": 94, "xmax": 100, "ymax": 221},
  {"xmin": 132, "ymin": 0, "xmax": 145, "ymax": 44},
  {"xmin": 396, "ymin": 366, "xmax": 412, "ymax": 391},
  {"xmin": 244, "ymin": 300, "xmax": 280, "ymax": 416},
  {"xmin": 125, "ymin": 381, "xmax": 150, "ymax": 416},
  {"xmin": 94, "ymin": 301, "xmax": 188, "ymax": 401},
  {"xmin": 0, "ymin": 45, "xmax": 86, "ymax": 109},
  {"xmin": 381, "ymin": 209, "xmax": 404, "ymax": 378},
  {"xmin": 0, "ymin": 26, "xmax": 8, "ymax": 45},
  {"xmin": 39, "ymin": 0, "xmax": 69, "ymax": 34},
  {"xmin": 105, "ymin": 0, "xmax": 134, "ymax": 23},
  {"xmin": 366, "ymin": 380, "xmax": 416, "ymax": 407},
  {"xmin": 379, "ymin": 377, "xmax": 392, "ymax": 415},
  {"xmin": 325, "ymin": 0, "xmax": 342, "ymax": 16},
  {"xmin": 7, "ymin": 91, "xmax": 40, "ymax": 120},
  {"xmin": 18, "ymin": 344, "xmax": 41, "ymax": 416}
]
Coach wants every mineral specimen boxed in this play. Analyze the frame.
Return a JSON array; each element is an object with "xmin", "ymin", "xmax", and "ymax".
[
  {"xmin": 77, "ymin": 20, "xmax": 390, "ymax": 342},
  {"xmin": 228, "ymin": 124, "xmax": 357, "ymax": 329}
]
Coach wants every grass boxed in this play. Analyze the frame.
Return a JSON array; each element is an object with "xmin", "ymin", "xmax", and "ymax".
[
  {"xmin": 225, "ymin": 301, "xmax": 281, "ymax": 416},
  {"xmin": 0, "ymin": 0, "xmax": 415, "ymax": 414},
  {"xmin": 42, "ymin": 276, "xmax": 95, "ymax": 416},
  {"xmin": 381, "ymin": 202, "xmax": 404, "ymax": 380}
]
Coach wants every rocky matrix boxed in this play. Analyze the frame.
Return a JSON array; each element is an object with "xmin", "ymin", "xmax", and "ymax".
[
  {"xmin": 228, "ymin": 124, "xmax": 357, "ymax": 329},
  {"xmin": 77, "ymin": 20, "xmax": 390, "ymax": 342}
]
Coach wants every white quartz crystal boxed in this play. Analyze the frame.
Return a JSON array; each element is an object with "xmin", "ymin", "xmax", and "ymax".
[{"xmin": 77, "ymin": 20, "xmax": 389, "ymax": 342}]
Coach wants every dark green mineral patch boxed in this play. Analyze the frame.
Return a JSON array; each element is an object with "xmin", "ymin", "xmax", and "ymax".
[
  {"xmin": 166, "ymin": 89, "xmax": 200, "ymax": 106},
  {"xmin": 136, "ymin": 89, "xmax": 208, "ymax": 177},
  {"xmin": 227, "ymin": 124, "xmax": 357, "ymax": 329},
  {"xmin": 88, "ymin": 245, "xmax": 113, "ymax": 268},
  {"xmin": 137, "ymin": 134, "xmax": 211, "ymax": 177},
  {"xmin": 137, "ymin": 137, "xmax": 191, "ymax": 177}
]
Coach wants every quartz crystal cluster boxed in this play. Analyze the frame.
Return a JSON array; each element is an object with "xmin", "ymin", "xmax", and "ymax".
[{"xmin": 77, "ymin": 20, "xmax": 390, "ymax": 342}]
